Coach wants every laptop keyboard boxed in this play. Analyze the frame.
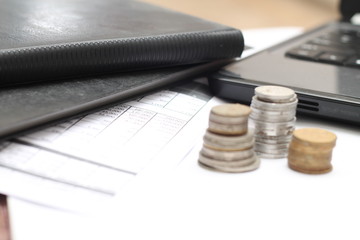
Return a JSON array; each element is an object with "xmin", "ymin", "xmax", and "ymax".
[{"xmin": 285, "ymin": 29, "xmax": 360, "ymax": 68}]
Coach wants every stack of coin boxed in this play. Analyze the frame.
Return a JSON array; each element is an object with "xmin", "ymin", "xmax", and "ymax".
[
  {"xmin": 250, "ymin": 85, "xmax": 298, "ymax": 159},
  {"xmin": 288, "ymin": 128, "xmax": 337, "ymax": 174},
  {"xmin": 198, "ymin": 103, "xmax": 260, "ymax": 173}
]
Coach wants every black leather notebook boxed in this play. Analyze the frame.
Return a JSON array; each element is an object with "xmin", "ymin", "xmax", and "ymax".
[
  {"xmin": 0, "ymin": 0, "xmax": 244, "ymax": 141},
  {"xmin": 0, "ymin": 0, "xmax": 243, "ymax": 86},
  {"xmin": 0, "ymin": 60, "xmax": 234, "ymax": 141}
]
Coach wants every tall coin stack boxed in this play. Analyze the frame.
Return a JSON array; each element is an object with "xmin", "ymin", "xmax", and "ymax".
[
  {"xmin": 288, "ymin": 128, "xmax": 337, "ymax": 174},
  {"xmin": 198, "ymin": 103, "xmax": 260, "ymax": 173},
  {"xmin": 249, "ymin": 85, "xmax": 298, "ymax": 159}
]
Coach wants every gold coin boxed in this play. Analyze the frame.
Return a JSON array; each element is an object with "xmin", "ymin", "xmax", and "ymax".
[
  {"xmin": 288, "ymin": 147, "xmax": 333, "ymax": 160},
  {"xmin": 289, "ymin": 140, "xmax": 334, "ymax": 153},
  {"xmin": 288, "ymin": 128, "xmax": 336, "ymax": 174},
  {"xmin": 292, "ymin": 128, "xmax": 337, "ymax": 147},
  {"xmin": 288, "ymin": 158, "xmax": 332, "ymax": 174}
]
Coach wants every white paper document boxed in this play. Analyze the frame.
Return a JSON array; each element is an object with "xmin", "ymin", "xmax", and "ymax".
[{"xmin": 0, "ymin": 81, "xmax": 215, "ymax": 212}]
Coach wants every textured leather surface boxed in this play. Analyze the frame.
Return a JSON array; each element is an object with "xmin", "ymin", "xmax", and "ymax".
[
  {"xmin": 0, "ymin": 0, "xmax": 244, "ymax": 85},
  {"xmin": 0, "ymin": 60, "xmax": 233, "ymax": 141}
]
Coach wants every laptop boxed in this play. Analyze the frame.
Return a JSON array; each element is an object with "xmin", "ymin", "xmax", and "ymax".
[{"xmin": 209, "ymin": 0, "xmax": 360, "ymax": 124}]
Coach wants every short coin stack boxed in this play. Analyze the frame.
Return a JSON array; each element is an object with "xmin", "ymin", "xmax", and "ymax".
[
  {"xmin": 198, "ymin": 103, "xmax": 260, "ymax": 173},
  {"xmin": 288, "ymin": 128, "xmax": 337, "ymax": 174},
  {"xmin": 250, "ymin": 85, "xmax": 298, "ymax": 159}
]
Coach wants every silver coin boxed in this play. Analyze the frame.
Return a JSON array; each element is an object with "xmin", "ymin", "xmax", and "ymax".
[
  {"xmin": 253, "ymin": 122, "xmax": 296, "ymax": 131},
  {"xmin": 250, "ymin": 111, "xmax": 296, "ymax": 122},
  {"xmin": 255, "ymin": 85, "xmax": 296, "ymax": 103},
  {"xmin": 203, "ymin": 129, "xmax": 254, "ymax": 151},
  {"xmin": 285, "ymin": 95, "xmax": 298, "ymax": 103},
  {"xmin": 255, "ymin": 142, "xmax": 289, "ymax": 151},
  {"xmin": 256, "ymin": 151, "xmax": 287, "ymax": 159},
  {"xmin": 255, "ymin": 147, "xmax": 289, "ymax": 155},
  {"xmin": 258, "ymin": 94, "xmax": 297, "ymax": 104},
  {"xmin": 250, "ymin": 115, "xmax": 295, "ymax": 123},
  {"xmin": 209, "ymin": 113, "xmax": 248, "ymax": 125},
  {"xmin": 255, "ymin": 132, "xmax": 293, "ymax": 140},
  {"xmin": 255, "ymin": 135, "xmax": 293, "ymax": 144},
  {"xmin": 198, "ymin": 153, "xmax": 257, "ymax": 167},
  {"xmin": 254, "ymin": 127, "xmax": 295, "ymax": 137},
  {"xmin": 252, "ymin": 124, "xmax": 295, "ymax": 133},
  {"xmin": 200, "ymin": 145, "xmax": 254, "ymax": 161},
  {"xmin": 211, "ymin": 103, "xmax": 251, "ymax": 117},
  {"xmin": 199, "ymin": 155, "xmax": 260, "ymax": 173},
  {"xmin": 208, "ymin": 120, "xmax": 248, "ymax": 135},
  {"xmin": 253, "ymin": 127, "xmax": 295, "ymax": 135},
  {"xmin": 251, "ymin": 96, "xmax": 298, "ymax": 111},
  {"xmin": 251, "ymin": 117, "xmax": 296, "ymax": 127},
  {"xmin": 250, "ymin": 108, "xmax": 296, "ymax": 121},
  {"xmin": 250, "ymin": 106, "xmax": 296, "ymax": 117},
  {"xmin": 255, "ymin": 148, "xmax": 288, "ymax": 156},
  {"xmin": 257, "ymin": 145, "xmax": 289, "ymax": 153}
]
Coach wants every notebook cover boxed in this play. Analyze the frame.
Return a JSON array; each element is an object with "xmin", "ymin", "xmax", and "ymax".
[
  {"xmin": 0, "ymin": 59, "xmax": 233, "ymax": 141},
  {"xmin": 0, "ymin": 0, "xmax": 244, "ymax": 86}
]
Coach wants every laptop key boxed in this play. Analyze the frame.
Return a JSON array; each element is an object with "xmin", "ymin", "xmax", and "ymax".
[
  {"xmin": 301, "ymin": 42, "xmax": 355, "ymax": 55},
  {"xmin": 319, "ymin": 32, "xmax": 360, "ymax": 45},
  {"xmin": 286, "ymin": 28, "xmax": 360, "ymax": 68},
  {"xmin": 317, "ymin": 52, "xmax": 350, "ymax": 65},
  {"xmin": 285, "ymin": 48, "xmax": 321, "ymax": 60},
  {"xmin": 344, "ymin": 56, "xmax": 360, "ymax": 68},
  {"xmin": 309, "ymin": 38, "xmax": 336, "ymax": 47}
]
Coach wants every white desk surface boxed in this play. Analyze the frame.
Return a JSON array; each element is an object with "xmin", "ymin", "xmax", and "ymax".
[
  {"xmin": 8, "ymin": 28, "xmax": 360, "ymax": 240},
  {"xmin": 9, "ymin": 109, "xmax": 360, "ymax": 240}
]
